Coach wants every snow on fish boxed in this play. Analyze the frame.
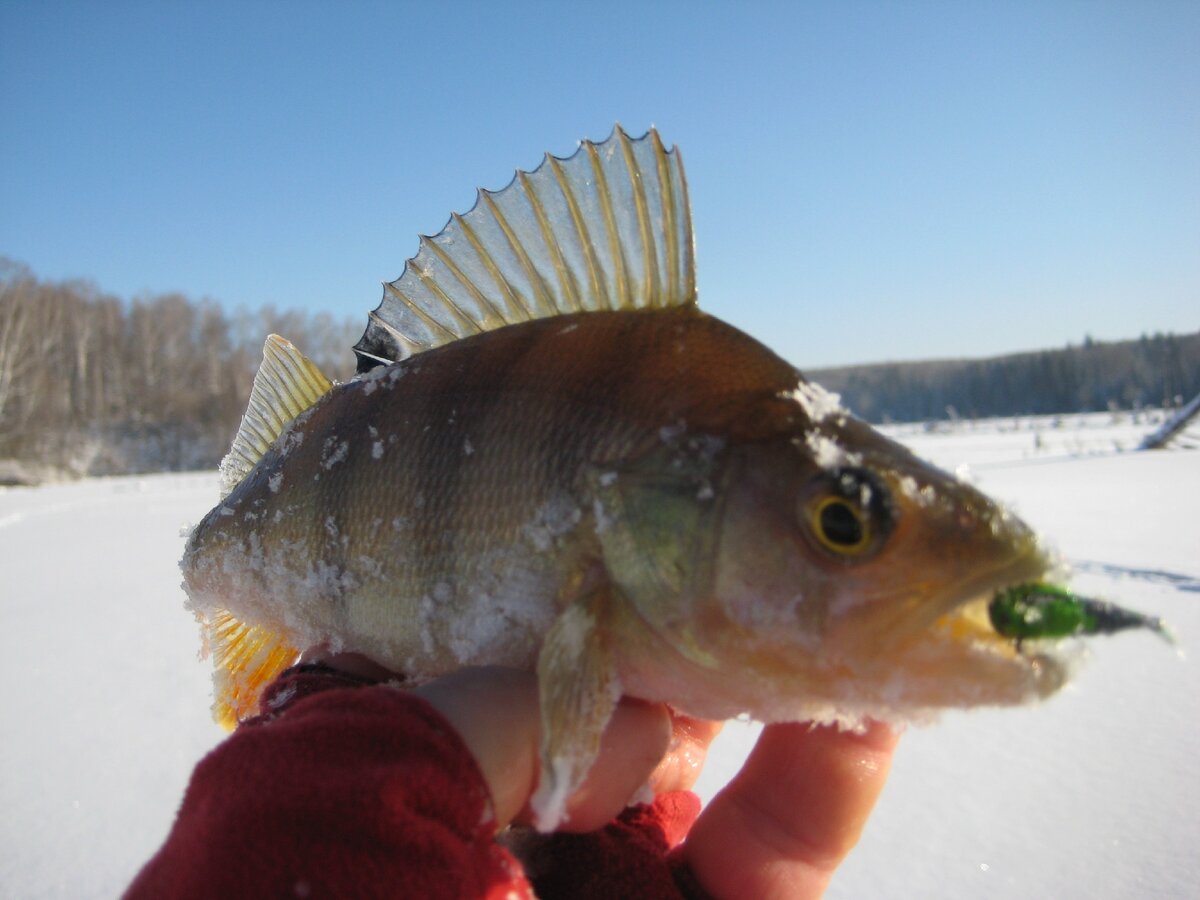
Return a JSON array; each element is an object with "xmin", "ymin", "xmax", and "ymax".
[{"xmin": 181, "ymin": 126, "xmax": 1166, "ymax": 830}]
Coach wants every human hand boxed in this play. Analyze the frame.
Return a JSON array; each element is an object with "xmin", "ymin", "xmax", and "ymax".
[
  {"xmin": 679, "ymin": 719, "xmax": 898, "ymax": 898},
  {"xmin": 298, "ymin": 651, "xmax": 693, "ymax": 833},
  {"xmin": 305, "ymin": 651, "xmax": 898, "ymax": 898}
]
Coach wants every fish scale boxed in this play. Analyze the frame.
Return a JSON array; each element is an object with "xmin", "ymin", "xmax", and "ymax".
[{"xmin": 192, "ymin": 306, "xmax": 788, "ymax": 655}]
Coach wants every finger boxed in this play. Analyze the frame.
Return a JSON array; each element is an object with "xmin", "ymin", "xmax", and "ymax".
[
  {"xmin": 416, "ymin": 669, "xmax": 672, "ymax": 832},
  {"xmin": 683, "ymin": 720, "xmax": 899, "ymax": 900},
  {"xmin": 558, "ymin": 698, "xmax": 672, "ymax": 832},
  {"xmin": 414, "ymin": 667, "xmax": 542, "ymax": 829},
  {"xmin": 648, "ymin": 713, "xmax": 725, "ymax": 795}
]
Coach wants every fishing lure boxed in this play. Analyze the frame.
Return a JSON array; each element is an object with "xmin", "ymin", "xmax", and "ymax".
[{"xmin": 989, "ymin": 583, "xmax": 1173, "ymax": 645}]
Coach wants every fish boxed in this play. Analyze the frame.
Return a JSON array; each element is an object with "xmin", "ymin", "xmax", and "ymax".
[{"xmin": 182, "ymin": 126, "xmax": 1164, "ymax": 830}]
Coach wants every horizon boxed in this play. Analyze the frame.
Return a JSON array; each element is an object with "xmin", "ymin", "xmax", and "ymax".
[
  {"xmin": 2, "ymin": 3, "xmax": 1197, "ymax": 368},
  {"xmin": 4, "ymin": 250, "xmax": 1197, "ymax": 373},
  {"xmin": 807, "ymin": 324, "xmax": 1200, "ymax": 372}
]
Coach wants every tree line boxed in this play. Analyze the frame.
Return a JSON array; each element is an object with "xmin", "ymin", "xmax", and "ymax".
[
  {"xmin": 1, "ymin": 256, "xmax": 1195, "ymax": 479},
  {"xmin": 811, "ymin": 331, "xmax": 1200, "ymax": 424},
  {"xmin": 0, "ymin": 258, "xmax": 359, "ymax": 480}
]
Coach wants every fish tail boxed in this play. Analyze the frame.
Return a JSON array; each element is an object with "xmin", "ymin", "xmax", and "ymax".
[{"xmin": 207, "ymin": 609, "xmax": 300, "ymax": 730}]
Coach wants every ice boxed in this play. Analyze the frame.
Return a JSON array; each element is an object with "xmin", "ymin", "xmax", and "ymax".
[
  {"xmin": 804, "ymin": 429, "xmax": 851, "ymax": 467},
  {"xmin": 787, "ymin": 381, "xmax": 846, "ymax": 424},
  {"xmin": 320, "ymin": 438, "xmax": 349, "ymax": 470},
  {"xmin": 356, "ymin": 363, "xmax": 406, "ymax": 396},
  {"xmin": 1, "ymin": 414, "xmax": 1197, "ymax": 898},
  {"xmin": 521, "ymin": 496, "xmax": 582, "ymax": 552}
]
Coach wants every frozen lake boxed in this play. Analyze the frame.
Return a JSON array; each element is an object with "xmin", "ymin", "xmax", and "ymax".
[{"xmin": 1, "ymin": 413, "xmax": 1196, "ymax": 898}]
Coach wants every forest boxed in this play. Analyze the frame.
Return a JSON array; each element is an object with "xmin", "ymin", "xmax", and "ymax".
[
  {"xmin": 811, "ymin": 331, "xmax": 1199, "ymax": 423},
  {"xmin": 1, "ymin": 257, "xmax": 1196, "ymax": 481},
  {"xmin": 0, "ymin": 258, "xmax": 358, "ymax": 482}
]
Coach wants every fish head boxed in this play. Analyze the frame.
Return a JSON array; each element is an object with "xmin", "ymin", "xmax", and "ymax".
[
  {"xmin": 706, "ymin": 407, "xmax": 1065, "ymax": 720},
  {"xmin": 614, "ymin": 388, "xmax": 1067, "ymax": 724}
]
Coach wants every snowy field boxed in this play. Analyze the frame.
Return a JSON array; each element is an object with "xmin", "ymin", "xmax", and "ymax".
[{"xmin": 1, "ymin": 413, "xmax": 1196, "ymax": 898}]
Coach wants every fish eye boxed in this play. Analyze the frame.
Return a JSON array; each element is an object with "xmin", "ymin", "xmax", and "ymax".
[
  {"xmin": 813, "ymin": 497, "xmax": 868, "ymax": 552},
  {"xmin": 801, "ymin": 468, "xmax": 894, "ymax": 560}
]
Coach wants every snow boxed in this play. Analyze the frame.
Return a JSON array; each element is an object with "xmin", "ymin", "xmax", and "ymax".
[
  {"xmin": 787, "ymin": 381, "xmax": 846, "ymax": 424},
  {"xmin": 0, "ymin": 474, "xmax": 222, "ymax": 898},
  {"xmin": 0, "ymin": 415, "xmax": 1196, "ymax": 898}
]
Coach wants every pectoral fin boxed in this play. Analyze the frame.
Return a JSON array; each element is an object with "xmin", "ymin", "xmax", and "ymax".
[{"xmin": 530, "ymin": 596, "xmax": 620, "ymax": 832}]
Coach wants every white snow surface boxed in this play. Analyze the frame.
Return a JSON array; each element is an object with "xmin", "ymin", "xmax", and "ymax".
[{"xmin": 0, "ymin": 413, "xmax": 1196, "ymax": 898}]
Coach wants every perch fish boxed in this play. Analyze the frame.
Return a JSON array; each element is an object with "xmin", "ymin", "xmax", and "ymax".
[{"xmin": 182, "ymin": 127, "xmax": 1163, "ymax": 830}]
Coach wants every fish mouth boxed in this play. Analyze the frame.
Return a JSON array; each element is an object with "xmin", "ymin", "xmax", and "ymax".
[
  {"xmin": 936, "ymin": 549, "xmax": 1051, "ymax": 640},
  {"xmin": 937, "ymin": 594, "xmax": 1028, "ymax": 655},
  {"xmin": 807, "ymin": 539, "xmax": 1076, "ymax": 716},
  {"xmin": 862, "ymin": 542, "xmax": 1078, "ymax": 709},
  {"xmin": 928, "ymin": 544, "xmax": 1073, "ymax": 678}
]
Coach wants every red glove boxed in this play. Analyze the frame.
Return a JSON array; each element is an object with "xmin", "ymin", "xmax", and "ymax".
[{"xmin": 125, "ymin": 665, "xmax": 705, "ymax": 900}]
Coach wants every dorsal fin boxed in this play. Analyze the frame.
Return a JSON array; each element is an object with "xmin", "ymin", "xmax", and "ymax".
[
  {"xmin": 219, "ymin": 335, "xmax": 333, "ymax": 496},
  {"xmin": 354, "ymin": 125, "xmax": 696, "ymax": 372}
]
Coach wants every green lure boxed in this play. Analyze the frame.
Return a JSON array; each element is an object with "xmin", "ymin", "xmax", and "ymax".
[{"xmin": 989, "ymin": 583, "xmax": 1172, "ymax": 644}]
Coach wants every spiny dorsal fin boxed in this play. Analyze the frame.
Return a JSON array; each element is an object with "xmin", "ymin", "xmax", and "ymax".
[
  {"xmin": 354, "ymin": 125, "xmax": 696, "ymax": 372},
  {"xmin": 206, "ymin": 609, "xmax": 300, "ymax": 730},
  {"xmin": 219, "ymin": 335, "xmax": 333, "ymax": 496}
]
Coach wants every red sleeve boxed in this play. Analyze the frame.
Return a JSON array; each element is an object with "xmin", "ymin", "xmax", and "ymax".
[
  {"xmin": 125, "ymin": 665, "xmax": 714, "ymax": 900},
  {"xmin": 510, "ymin": 790, "xmax": 709, "ymax": 900},
  {"xmin": 124, "ymin": 666, "xmax": 532, "ymax": 900}
]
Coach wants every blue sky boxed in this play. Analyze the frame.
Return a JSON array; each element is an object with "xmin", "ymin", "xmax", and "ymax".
[{"xmin": 2, "ymin": 1, "xmax": 1196, "ymax": 367}]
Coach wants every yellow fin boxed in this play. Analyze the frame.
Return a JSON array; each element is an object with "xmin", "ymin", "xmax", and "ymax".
[
  {"xmin": 218, "ymin": 335, "xmax": 333, "ymax": 496},
  {"xmin": 353, "ymin": 125, "xmax": 696, "ymax": 371},
  {"xmin": 207, "ymin": 609, "xmax": 300, "ymax": 730}
]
